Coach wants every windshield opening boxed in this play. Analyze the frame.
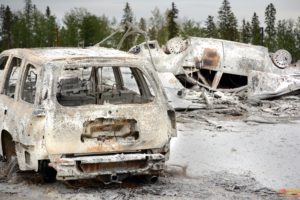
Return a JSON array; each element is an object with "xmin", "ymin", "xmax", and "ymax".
[{"xmin": 56, "ymin": 66, "xmax": 155, "ymax": 106}]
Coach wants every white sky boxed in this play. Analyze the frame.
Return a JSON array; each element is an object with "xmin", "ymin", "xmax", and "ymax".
[{"xmin": 1, "ymin": 0, "xmax": 299, "ymax": 26}]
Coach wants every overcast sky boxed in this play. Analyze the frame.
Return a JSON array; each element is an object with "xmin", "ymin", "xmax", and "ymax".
[{"xmin": 1, "ymin": 0, "xmax": 299, "ymax": 26}]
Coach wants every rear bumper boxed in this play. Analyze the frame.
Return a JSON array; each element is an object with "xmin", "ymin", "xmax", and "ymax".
[{"xmin": 49, "ymin": 153, "xmax": 165, "ymax": 180}]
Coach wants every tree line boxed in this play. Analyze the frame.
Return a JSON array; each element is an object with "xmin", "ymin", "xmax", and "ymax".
[{"xmin": 0, "ymin": 0, "xmax": 299, "ymax": 61}]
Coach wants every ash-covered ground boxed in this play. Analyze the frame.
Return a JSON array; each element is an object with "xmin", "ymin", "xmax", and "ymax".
[{"xmin": 1, "ymin": 94, "xmax": 300, "ymax": 199}]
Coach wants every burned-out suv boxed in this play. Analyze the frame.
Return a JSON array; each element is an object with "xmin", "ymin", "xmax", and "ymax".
[{"xmin": 0, "ymin": 47, "xmax": 176, "ymax": 182}]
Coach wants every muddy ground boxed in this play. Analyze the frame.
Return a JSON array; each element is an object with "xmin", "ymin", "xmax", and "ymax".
[{"xmin": 1, "ymin": 95, "xmax": 300, "ymax": 199}]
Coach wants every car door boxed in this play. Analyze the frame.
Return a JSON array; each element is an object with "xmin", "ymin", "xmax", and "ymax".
[
  {"xmin": 0, "ymin": 55, "xmax": 23, "ymax": 158},
  {"xmin": 13, "ymin": 62, "xmax": 41, "ymax": 146},
  {"xmin": 0, "ymin": 54, "xmax": 10, "ymax": 131}
]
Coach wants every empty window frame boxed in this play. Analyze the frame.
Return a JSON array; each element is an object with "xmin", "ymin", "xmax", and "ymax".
[
  {"xmin": 56, "ymin": 66, "xmax": 155, "ymax": 106},
  {"xmin": 3, "ymin": 57, "xmax": 22, "ymax": 98},
  {"xmin": 21, "ymin": 64, "xmax": 38, "ymax": 104}
]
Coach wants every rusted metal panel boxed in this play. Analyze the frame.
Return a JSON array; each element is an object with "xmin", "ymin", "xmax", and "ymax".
[
  {"xmin": 50, "ymin": 153, "xmax": 165, "ymax": 180},
  {"xmin": 82, "ymin": 118, "xmax": 138, "ymax": 140},
  {"xmin": 202, "ymin": 48, "xmax": 220, "ymax": 68},
  {"xmin": 79, "ymin": 160, "xmax": 148, "ymax": 173}
]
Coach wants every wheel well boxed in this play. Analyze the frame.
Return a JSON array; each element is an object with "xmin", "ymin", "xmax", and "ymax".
[
  {"xmin": 1, "ymin": 130, "xmax": 16, "ymax": 161},
  {"xmin": 38, "ymin": 160, "xmax": 57, "ymax": 182}
]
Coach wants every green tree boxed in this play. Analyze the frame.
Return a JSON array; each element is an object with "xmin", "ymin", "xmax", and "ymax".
[
  {"xmin": 120, "ymin": 2, "xmax": 135, "ymax": 50},
  {"xmin": 264, "ymin": 3, "xmax": 277, "ymax": 51},
  {"xmin": 60, "ymin": 8, "xmax": 111, "ymax": 47},
  {"xmin": 80, "ymin": 14, "xmax": 99, "ymax": 46},
  {"xmin": 251, "ymin": 12, "xmax": 261, "ymax": 45},
  {"xmin": 0, "ymin": 4, "xmax": 5, "ymax": 23},
  {"xmin": 180, "ymin": 19, "xmax": 204, "ymax": 38},
  {"xmin": 148, "ymin": 7, "xmax": 168, "ymax": 44},
  {"xmin": 294, "ymin": 17, "xmax": 300, "ymax": 61},
  {"xmin": 31, "ymin": 5, "xmax": 46, "ymax": 47},
  {"xmin": 205, "ymin": 15, "xmax": 218, "ymax": 38},
  {"xmin": 276, "ymin": 19, "xmax": 297, "ymax": 61},
  {"xmin": 101, "ymin": 16, "xmax": 119, "ymax": 48},
  {"xmin": 60, "ymin": 8, "xmax": 87, "ymax": 46},
  {"xmin": 1, "ymin": 6, "xmax": 13, "ymax": 49},
  {"xmin": 44, "ymin": 6, "xmax": 57, "ymax": 47},
  {"xmin": 80, "ymin": 15, "xmax": 111, "ymax": 46},
  {"xmin": 1, "ymin": 1, "xmax": 58, "ymax": 49},
  {"xmin": 23, "ymin": 0, "xmax": 33, "ymax": 47},
  {"xmin": 10, "ymin": 14, "xmax": 24, "ymax": 47},
  {"xmin": 0, "ymin": 4, "xmax": 5, "ymax": 41},
  {"xmin": 166, "ymin": 2, "xmax": 179, "ymax": 39},
  {"xmin": 136, "ymin": 17, "xmax": 147, "ymax": 44},
  {"xmin": 241, "ymin": 19, "xmax": 251, "ymax": 43},
  {"xmin": 139, "ymin": 17, "xmax": 146, "ymax": 31},
  {"xmin": 217, "ymin": 0, "xmax": 238, "ymax": 41},
  {"xmin": 7, "ymin": 0, "xmax": 35, "ymax": 48}
]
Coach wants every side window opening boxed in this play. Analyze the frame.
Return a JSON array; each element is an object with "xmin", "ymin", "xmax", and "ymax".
[
  {"xmin": 142, "ymin": 74, "xmax": 155, "ymax": 97},
  {"xmin": 57, "ymin": 66, "xmax": 155, "ymax": 106},
  {"xmin": 0, "ymin": 56, "xmax": 9, "ymax": 70},
  {"xmin": 128, "ymin": 67, "xmax": 155, "ymax": 97},
  {"xmin": 21, "ymin": 64, "xmax": 37, "ymax": 104},
  {"xmin": 97, "ymin": 67, "xmax": 117, "ymax": 92},
  {"xmin": 119, "ymin": 67, "xmax": 141, "ymax": 95},
  {"xmin": 3, "ymin": 57, "xmax": 22, "ymax": 98}
]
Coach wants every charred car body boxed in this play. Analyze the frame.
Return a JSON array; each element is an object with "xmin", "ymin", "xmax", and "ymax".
[
  {"xmin": 0, "ymin": 47, "xmax": 176, "ymax": 182},
  {"xmin": 130, "ymin": 37, "xmax": 300, "ymax": 100}
]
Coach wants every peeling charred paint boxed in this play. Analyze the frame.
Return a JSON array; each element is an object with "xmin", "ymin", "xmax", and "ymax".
[
  {"xmin": 82, "ymin": 118, "xmax": 138, "ymax": 142},
  {"xmin": 78, "ymin": 160, "xmax": 148, "ymax": 173},
  {"xmin": 202, "ymin": 48, "xmax": 220, "ymax": 68}
]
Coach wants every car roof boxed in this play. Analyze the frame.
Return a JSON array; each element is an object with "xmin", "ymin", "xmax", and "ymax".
[{"xmin": 1, "ymin": 47, "xmax": 139, "ymax": 65}]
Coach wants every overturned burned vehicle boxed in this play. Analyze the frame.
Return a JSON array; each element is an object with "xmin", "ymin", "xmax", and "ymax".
[
  {"xmin": 0, "ymin": 47, "xmax": 176, "ymax": 182},
  {"xmin": 130, "ymin": 37, "xmax": 300, "ymax": 100}
]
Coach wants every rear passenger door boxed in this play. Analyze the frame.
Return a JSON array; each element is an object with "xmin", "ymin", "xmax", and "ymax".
[
  {"xmin": 13, "ymin": 62, "xmax": 40, "ymax": 145},
  {"xmin": 0, "ymin": 54, "xmax": 10, "ymax": 131},
  {"xmin": 0, "ymin": 56, "xmax": 23, "ymax": 133},
  {"xmin": 20, "ymin": 63, "xmax": 38, "ymax": 105}
]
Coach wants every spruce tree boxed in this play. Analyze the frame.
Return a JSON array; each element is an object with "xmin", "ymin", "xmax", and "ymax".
[
  {"xmin": 120, "ymin": 2, "xmax": 134, "ymax": 50},
  {"xmin": 61, "ymin": 8, "xmax": 87, "ymax": 46},
  {"xmin": 31, "ymin": 5, "xmax": 44, "ymax": 47},
  {"xmin": 166, "ymin": 2, "xmax": 179, "ymax": 39},
  {"xmin": 139, "ymin": 17, "xmax": 146, "ymax": 31},
  {"xmin": 251, "ymin": 12, "xmax": 261, "ymax": 45},
  {"xmin": 0, "ymin": 4, "xmax": 5, "ymax": 30},
  {"xmin": 1, "ymin": 6, "xmax": 13, "ymax": 48},
  {"xmin": 23, "ymin": 0, "xmax": 33, "ymax": 47},
  {"xmin": 44, "ymin": 6, "xmax": 57, "ymax": 46},
  {"xmin": 241, "ymin": 19, "xmax": 251, "ymax": 43},
  {"xmin": 217, "ymin": 0, "xmax": 238, "ymax": 41},
  {"xmin": 80, "ymin": 15, "xmax": 98, "ymax": 46},
  {"xmin": 181, "ymin": 19, "xmax": 204, "ymax": 38},
  {"xmin": 276, "ymin": 19, "xmax": 297, "ymax": 61},
  {"xmin": 294, "ymin": 17, "xmax": 300, "ymax": 61},
  {"xmin": 148, "ymin": 7, "xmax": 168, "ymax": 44},
  {"xmin": 265, "ymin": 3, "xmax": 276, "ymax": 51},
  {"xmin": 205, "ymin": 15, "xmax": 217, "ymax": 38},
  {"xmin": 136, "ymin": 17, "xmax": 147, "ymax": 44}
]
